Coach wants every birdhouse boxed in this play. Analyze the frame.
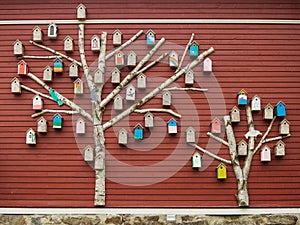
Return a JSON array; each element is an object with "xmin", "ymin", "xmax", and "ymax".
[
  {"xmin": 53, "ymin": 113, "xmax": 62, "ymax": 129},
  {"xmin": 126, "ymin": 84, "xmax": 136, "ymax": 101},
  {"xmin": 111, "ymin": 67, "xmax": 121, "ymax": 84},
  {"xmin": 169, "ymin": 51, "xmax": 179, "ymax": 68},
  {"xmin": 251, "ymin": 95, "xmax": 261, "ymax": 111},
  {"xmin": 77, "ymin": 3, "xmax": 86, "ymax": 20},
  {"xmin": 64, "ymin": 35, "xmax": 74, "ymax": 52},
  {"xmin": 26, "ymin": 128, "xmax": 36, "ymax": 145},
  {"xmin": 185, "ymin": 69, "xmax": 194, "ymax": 85},
  {"xmin": 118, "ymin": 128, "xmax": 128, "ymax": 145},
  {"xmin": 43, "ymin": 65, "xmax": 53, "ymax": 81},
  {"xmin": 48, "ymin": 22, "xmax": 58, "ymax": 39},
  {"xmin": 84, "ymin": 145, "xmax": 94, "ymax": 162},
  {"xmin": 94, "ymin": 154, "xmax": 104, "ymax": 170},
  {"xmin": 144, "ymin": 112, "xmax": 154, "ymax": 128},
  {"xmin": 276, "ymin": 101, "xmax": 286, "ymax": 117},
  {"xmin": 115, "ymin": 51, "xmax": 125, "ymax": 67},
  {"xmin": 279, "ymin": 119, "xmax": 290, "ymax": 135},
  {"xmin": 191, "ymin": 152, "xmax": 202, "ymax": 170},
  {"xmin": 275, "ymin": 140, "xmax": 285, "ymax": 157},
  {"xmin": 73, "ymin": 78, "xmax": 83, "ymax": 94},
  {"xmin": 134, "ymin": 124, "xmax": 144, "ymax": 140},
  {"xmin": 264, "ymin": 103, "xmax": 274, "ymax": 120},
  {"xmin": 137, "ymin": 73, "xmax": 146, "ymax": 89},
  {"xmin": 203, "ymin": 57, "xmax": 212, "ymax": 74},
  {"xmin": 37, "ymin": 116, "xmax": 47, "ymax": 133},
  {"xmin": 261, "ymin": 145, "xmax": 271, "ymax": 162},
  {"xmin": 162, "ymin": 91, "xmax": 172, "ymax": 107},
  {"xmin": 113, "ymin": 94, "xmax": 123, "ymax": 111},
  {"xmin": 127, "ymin": 51, "xmax": 137, "ymax": 67},
  {"xmin": 93, "ymin": 68, "xmax": 103, "ymax": 84},
  {"xmin": 230, "ymin": 106, "xmax": 240, "ymax": 122},
  {"xmin": 237, "ymin": 89, "xmax": 248, "ymax": 105},
  {"xmin": 113, "ymin": 29, "xmax": 122, "ymax": 46},
  {"xmin": 53, "ymin": 57, "xmax": 63, "ymax": 73},
  {"xmin": 32, "ymin": 95, "xmax": 43, "ymax": 110},
  {"xmin": 168, "ymin": 118, "xmax": 178, "ymax": 134},
  {"xmin": 186, "ymin": 127, "xmax": 196, "ymax": 143},
  {"xmin": 32, "ymin": 26, "xmax": 43, "ymax": 43},
  {"xmin": 216, "ymin": 163, "xmax": 227, "ymax": 179},
  {"xmin": 69, "ymin": 62, "xmax": 78, "ymax": 77},
  {"xmin": 146, "ymin": 29, "xmax": 155, "ymax": 46},
  {"xmin": 17, "ymin": 60, "xmax": 28, "ymax": 75},
  {"xmin": 76, "ymin": 118, "xmax": 85, "ymax": 134},
  {"xmin": 237, "ymin": 140, "xmax": 247, "ymax": 156},
  {"xmin": 189, "ymin": 41, "xmax": 199, "ymax": 57},
  {"xmin": 13, "ymin": 40, "xmax": 24, "ymax": 56},
  {"xmin": 211, "ymin": 117, "xmax": 221, "ymax": 134},
  {"xmin": 91, "ymin": 35, "xmax": 100, "ymax": 52},
  {"xmin": 11, "ymin": 77, "xmax": 21, "ymax": 94}
]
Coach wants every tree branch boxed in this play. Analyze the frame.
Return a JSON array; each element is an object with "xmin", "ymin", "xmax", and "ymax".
[
  {"xmin": 263, "ymin": 134, "xmax": 291, "ymax": 143},
  {"xmin": 32, "ymin": 109, "xmax": 78, "ymax": 118},
  {"xmin": 175, "ymin": 33, "xmax": 194, "ymax": 73},
  {"xmin": 21, "ymin": 84, "xmax": 53, "ymax": 101},
  {"xmin": 207, "ymin": 132, "xmax": 229, "ymax": 147},
  {"xmin": 134, "ymin": 108, "xmax": 181, "ymax": 118},
  {"xmin": 136, "ymin": 52, "xmax": 168, "ymax": 75},
  {"xmin": 18, "ymin": 55, "xmax": 62, "ymax": 59},
  {"xmin": 164, "ymin": 87, "xmax": 208, "ymax": 92}
]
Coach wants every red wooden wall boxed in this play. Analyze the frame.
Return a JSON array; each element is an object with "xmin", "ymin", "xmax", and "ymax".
[{"xmin": 0, "ymin": 0, "xmax": 300, "ymax": 208}]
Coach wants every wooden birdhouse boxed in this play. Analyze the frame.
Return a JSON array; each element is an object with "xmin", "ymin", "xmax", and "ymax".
[
  {"xmin": 32, "ymin": 95, "xmax": 43, "ymax": 110},
  {"xmin": 111, "ymin": 67, "xmax": 121, "ymax": 84},
  {"xmin": 76, "ymin": 118, "xmax": 85, "ymax": 134},
  {"xmin": 275, "ymin": 140, "xmax": 285, "ymax": 157},
  {"xmin": 203, "ymin": 57, "xmax": 212, "ymax": 74},
  {"xmin": 169, "ymin": 51, "xmax": 179, "ymax": 68},
  {"xmin": 69, "ymin": 62, "xmax": 78, "ymax": 77},
  {"xmin": 189, "ymin": 41, "xmax": 199, "ymax": 58},
  {"xmin": 162, "ymin": 91, "xmax": 172, "ymax": 107},
  {"xmin": 146, "ymin": 29, "xmax": 155, "ymax": 46},
  {"xmin": 237, "ymin": 140, "xmax": 247, "ymax": 156},
  {"xmin": 115, "ymin": 51, "xmax": 125, "ymax": 67},
  {"xmin": 26, "ymin": 128, "xmax": 36, "ymax": 145},
  {"xmin": 91, "ymin": 35, "xmax": 100, "ymax": 52},
  {"xmin": 84, "ymin": 145, "xmax": 94, "ymax": 162},
  {"xmin": 216, "ymin": 163, "xmax": 227, "ymax": 179},
  {"xmin": 168, "ymin": 118, "xmax": 178, "ymax": 134},
  {"xmin": 134, "ymin": 124, "xmax": 144, "ymax": 140},
  {"xmin": 211, "ymin": 117, "xmax": 221, "ymax": 134},
  {"xmin": 113, "ymin": 94, "xmax": 123, "ymax": 111},
  {"xmin": 113, "ymin": 29, "xmax": 122, "ymax": 46},
  {"xmin": 37, "ymin": 116, "xmax": 47, "ymax": 133},
  {"xmin": 73, "ymin": 78, "xmax": 83, "ymax": 94},
  {"xmin": 251, "ymin": 95, "xmax": 261, "ymax": 111},
  {"xmin": 127, "ymin": 51, "xmax": 137, "ymax": 67},
  {"xmin": 126, "ymin": 84, "xmax": 136, "ymax": 101},
  {"xmin": 94, "ymin": 68, "xmax": 104, "ymax": 84},
  {"xmin": 48, "ymin": 22, "xmax": 58, "ymax": 39},
  {"xmin": 276, "ymin": 101, "xmax": 286, "ymax": 117},
  {"xmin": 94, "ymin": 154, "xmax": 104, "ymax": 170},
  {"xmin": 137, "ymin": 73, "xmax": 146, "ymax": 89},
  {"xmin": 53, "ymin": 113, "xmax": 62, "ymax": 129},
  {"xmin": 144, "ymin": 112, "xmax": 154, "ymax": 128},
  {"xmin": 13, "ymin": 40, "xmax": 24, "ymax": 56},
  {"xmin": 118, "ymin": 128, "xmax": 128, "ymax": 145},
  {"xmin": 185, "ymin": 69, "xmax": 194, "ymax": 85},
  {"xmin": 237, "ymin": 89, "xmax": 248, "ymax": 105},
  {"xmin": 186, "ymin": 127, "xmax": 196, "ymax": 143},
  {"xmin": 11, "ymin": 77, "xmax": 21, "ymax": 94},
  {"xmin": 17, "ymin": 60, "xmax": 28, "ymax": 75},
  {"xmin": 261, "ymin": 145, "xmax": 271, "ymax": 162},
  {"xmin": 230, "ymin": 106, "xmax": 240, "ymax": 123},
  {"xmin": 43, "ymin": 65, "xmax": 53, "ymax": 81},
  {"xmin": 264, "ymin": 103, "xmax": 274, "ymax": 120},
  {"xmin": 77, "ymin": 3, "xmax": 86, "ymax": 20},
  {"xmin": 64, "ymin": 35, "xmax": 74, "ymax": 52},
  {"xmin": 191, "ymin": 152, "xmax": 202, "ymax": 170},
  {"xmin": 32, "ymin": 26, "xmax": 43, "ymax": 43},
  {"xmin": 53, "ymin": 57, "xmax": 63, "ymax": 73},
  {"xmin": 280, "ymin": 119, "xmax": 290, "ymax": 135}
]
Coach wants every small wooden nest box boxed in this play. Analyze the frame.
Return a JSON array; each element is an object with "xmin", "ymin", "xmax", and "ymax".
[
  {"xmin": 275, "ymin": 140, "xmax": 285, "ymax": 157},
  {"xmin": 279, "ymin": 119, "xmax": 290, "ymax": 135},
  {"xmin": 169, "ymin": 51, "xmax": 179, "ymax": 68},
  {"xmin": 230, "ymin": 106, "xmax": 240, "ymax": 123},
  {"xmin": 126, "ymin": 84, "xmax": 136, "ymax": 101},
  {"xmin": 134, "ymin": 123, "xmax": 144, "ymax": 140},
  {"xmin": 11, "ymin": 77, "xmax": 21, "ymax": 94},
  {"xmin": 261, "ymin": 145, "xmax": 271, "ymax": 162},
  {"xmin": 237, "ymin": 89, "xmax": 248, "ymax": 105},
  {"xmin": 144, "ymin": 112, "xmax": 154, "ymax": 128},
  {"xmin": 26, "ymin": 128, "xmax": 36, "ymax": 145},
  {"xmin": 76, "ymin": 118, "xmax": 85, "ymax": 134},
  {"xmin": 264, "ymin": 103, "xmax": 274, "ymax": 120},
  {"xmin": 111, "ymin": 67, "xmax": 121, "ymax": 84},
  {"xmin": 91, "ymin": 35, "xmax": 100, "ymax": 52},
  {"xmin": 146, "ymin": 29, "xmax": 155, "ymax": 46},
  {"xmin": 73, "ymin": 78, "xmax": 83, "ymax": 94},
  {"xmin": 127, "ymin": 51, "xmax": 137, "ymax": 67},
  {"xmin": 48, "ymin": 22, "xmax": 58, "ymax": 39},
  {"xmin": 17, "ymin": 60, "xmax": 28, "ymax": 75},
  {"xmin": 189, "ymin": 41, "xmax": 199, "ymax": 58},
  {"xmin": 84, "ymin": 145, "xmax": 94, "ymax": 162},
  {"xmin": 168, "ymin": 118, "xmax": 178, "ymax": 134},
  {"xmin": 53, "ymin": 57, "xmax": 63, "ymax": 73},
  {"xmin": 118, "ymin": 128, "xmax": 128, "ymax": 145},
  {"xmin": 203, "ymin": 57, "xmax": 212, "ymax": 74},
  {"xmin": 94, "ymin": 68, "xmax": 104, "ymax": 84},
  {"xmin": 113, "ymin": 29, "xmax": 123, "ymax": 46},
  {"xmin": 251, "ymin": 95, "xmax": 261, "ymax": 111},
  {"xmin": 216, "ymin": 163, "xmax": 227, "ymax": 180},
  {"xmin": 137, "ymin": 73, "xmax": 146, "ymax": 89},
  {"xmin": 162, "ymin": 91, "xmax": 172, "ymax": 107},
  {"xmin": 13, "ymin": 39, "xmax": 24, "ymax": 56},
  {"xmin": 77, "ymin": 3, "xmax": 87, "ymax": 20},
  {"xmin": 32, "ymin": 26, "xmax": 43, "ymax": 43},
  {"xmin": 37, "ymin": 116, "xmax": 47, "ymax": 133},
  {"xmin": 191, "ymin": 152, "xmax": 202, "ymax": 170},
  {"xmin": 69, "ymin": 62, "xmax": 79, "ymax": 77},
  {"xmin": 32, "ymin": 95, "xmax": 43, "ymax": 110},
  {"xmin": 53, "ymin": 113, "xmax": 62, "ymax": 129},
  {"xmin": 185, "ymin": 69, "xmax": 194, "ymax": 85},
  {"xmin": 115, "ymin": 51, "xmax": 125, "ymax": 67},
  {"xmin": 211, "ymin": 117, "xmax": 221, "ymax": 134},
  {"xmin": 186, "ymin": 127, "xmax": 196, "ymax": 143},
  {"xmin": 276, "ymin": 101, "xmax": 286, "ymax": 117},
  {"xmin": 237, "ymin": 140, "xmax": 247, "ymax": 156},
  {"xmin": 94, "ymin": 154, "xmax": 104, "ymax": 170},
  {"xmin": 64, "ymin": 35, "xmax": 74, "ymax": 52},
  {"xmin": 114, "ymin": 94, "xmax": 123, "ymax": 111},
  {"xmin": 43, "ymin": 65, "xmax": 53, "ymax": 81}
]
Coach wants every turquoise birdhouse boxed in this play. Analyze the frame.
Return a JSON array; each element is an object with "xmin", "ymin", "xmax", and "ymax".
[
  {"xmin": 189, "ymin": 41, "xmax": 199, "ymax": 57},
  {"xmin": 168, "ymin": 118, "xmax": 178, "ymax": 134},
  {"xmin": 53, "ymin": 113, "xmax": 62, "ymax": 129},
  {"xmin": 146, "ymin": 29, "xmax": 155, "ymax": 46},
  {"xmin": 134, "ymin": 123, "xmax": 144, "ymax": 140},
  {"xmin": 276, "ymin": 101, "xmax": 286, "ymax": 117}
]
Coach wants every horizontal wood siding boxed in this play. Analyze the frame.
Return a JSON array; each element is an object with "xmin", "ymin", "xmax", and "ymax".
[{"xmin": 0, "ymin": 0, "xmax": 299, "ymax": 207}]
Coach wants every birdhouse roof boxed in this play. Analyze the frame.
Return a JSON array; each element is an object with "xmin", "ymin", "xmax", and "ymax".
[
  {"xmin": 43, "ymin": 65, "xmax": 52, "ymax": 71},
  {"xmin": 190, "ymin": 41, "xmax": 199, "ymax": 46},
  {"xmin": 252, "ymin": 94, "xmax": 260, "ymax": 100},
  {"xmin": 280, "ymin": 118, "xmax": 290, "ymax": 125},
  {"xmin": 211, "ymin": 117, "xmax": 221, "ymax": 124},
  {"xmin": 146, "ymin": 29, "xmax": 156, "ymax": 35},
  {"xmin": 128, "ymin": 50, "xmax": 136, "ymax": 56},
  {"xmin": 76, "ymin": 118, "xmax": 84, "ymax": 122},
  {"xmin": 53, "ymin": 57, "xmax": 62, "ymax": 63},
  {"xmin": 37, "ymin": 116, "xmax": 46, "ymax": 123},
  {"xmin": 217, "ymin": 163, "xmax": 226, "ymax": 169},
  {"xmin": 134, "ymin": 123, "xmax": 143, "ymax": 129},
  {"xmin": 238, "ymin": 139, "xmax": 247, "ymax": 145},
  {"xmin": 168, "ymin": 118, "xmax": 177, "ymax": 125},
  {"xmin": 18, "ymin": 60, "xmax": 27, "ymax": 65},
  {"xmin": 11, "ymin": 77, "xmax": 20, "ymax": 83},
  {"xmin": 91, "ymin": 34, "xmax": 100, "ymax": 40},
  {"xmin": 77, "ymin": 3, "xmax": 86, "ymax": 9},
  {"xmin": 276, "ymin": 140, "xmax": 285, "ymax": 146},
  {"xmin": 64, "ymin": 35, "xmax": 73, "ymax": 41},
  {"xmin": 113, "ymin": 29, "xmax": 122, "ymax": 35},
  {"xmin": 137, "ymin": 73, "xmax": 146, "ymax": 79},
  {"xmin": 262, "ymin": 145, "xmax": 271, "ymax": 151},
  {"xmin": 264, "ymin": 103, "xmax": 274, "ymax": 109},
  {"xmin": 163, "ymin": 90, "xmax": 171, "ymax": 96},
  {"xmin": 114, "ymin": 94, "xmax": 123, "ymax": 100},
  {"xmin": 84, "ymin": 145, "xmax": 92, "ymax": 151},
  {"xmin": 144, "ymin": 112, "xmax": 154, "ymax": 118},
  {"xmin": 119, "ymin": 128, "xmax": 128, "ymax": 133},
  {"xmin": 237, "ymin": 89, "xmax": 247, "ymax": 96},
  {"xmin": 53, "ymin": 113, "xmax": 62, "ymax": 119},
  {"xmin": 170, "ymin": 50, "xmax": 178, "ymax": 56},
  {"xmin": 14, "ymin": 39, "xmax": 22, "ymax": 45},
  {"xmin": 192, "ymin": 151, "xmax": 201, "ymax": 158},
  {"xmin": 32, "ymin": 94, "xmax": 42, "ymax": 100},
  {"xmin": 231, "ymin": 105, "xmax": 240, "ymax": 112},
  {"xmin": 73, "ymin": 78, "xmax": 82, "ymax": 84},
  {"xmin": 26, "ymin": 128, "xmax": 35, "ymax": 133},
  {"xmin": 48, "ymin": 22, "xmax": 57, "ymax": 28},
  {"xmin": 32, "ymin": 25, "xmax": 42, "ymax": 32},
  {"xmin": 116, "ymin": 51, "xmax": 124, "ymax": 56},
  {"xmin": 186, "ymin": 126, "xmax": 195, "ymax": 132},
  {"xmin": 276, "ymin": 101, "xmax": 285, "ymax": 107},
  {"xmin": 204, "ymin": 57, "xmax": 211, "ymax": 62},
  {"xmin": 111, "ymin": 67, "xmax": 121, "ymax": 73},
  {"xmin": 69, "ymin": 62, "xmax": 78, "ymax": 67}
]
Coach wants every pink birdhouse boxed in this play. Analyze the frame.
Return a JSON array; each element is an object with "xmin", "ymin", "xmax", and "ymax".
[
  {"xmin": 32, "ymin": 95, "xmax": 43, "ymax": 110},
  {"xmin": 76, "ymin": 118, "xmax": 85, "ymax": 134},
  {"xmin": 211, "ymin": 117, "xmax": 221, "ymax": 134}
]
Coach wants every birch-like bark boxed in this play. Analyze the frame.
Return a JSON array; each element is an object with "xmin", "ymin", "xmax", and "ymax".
[
  {"xmin": 175, "ymin": 33, "xmax": 194, "ymax": 73},
  {"xmin": 207, "ymin": 132, "xmax": 229, "ymax": 147},
  {"xmin": 32, "ymin": 109, "xmax": 77, "ymax": 118},
  {"xmin": 164, "ymin": 87, "xmax": 208, "ymax": 92},
  {"xmin": 134, "ymin": 108, "xmax": 181, "ymax": 118},
  {"xmin": 19, "ymin": 55, "xmax": 61, "ymax": 59},
  {"xmin": 21, "ymin": 85, "xmax": 53, "ymax": 101},
  {"xmin": 263, "ymin": 134, "xmax": 291, "ymax": 143},
  {"xmin": 136, "ymin": 52, "xmax": 168, "ymax": 75}
]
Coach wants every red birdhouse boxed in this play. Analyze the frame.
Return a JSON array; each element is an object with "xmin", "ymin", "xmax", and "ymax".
[
  {"xmin": 17, "ymin": 60, "xmax": 28, "ymax": 75},
  {"xmin": 211, "ymin": 117, "xmax": 221, "ymax": 134}
]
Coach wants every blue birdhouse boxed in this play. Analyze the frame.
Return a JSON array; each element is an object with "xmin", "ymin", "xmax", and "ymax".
[
  {"xmin": 276, "ymin": 101, "xmax": 286, "ymax": 117},
  {"xmin": 53, "ymin": 57, "xmax": 63, "ymax": 73},
  {"xmin": 146, "ymin": 29, "xmax": 155, "ymax": 46},
  {"xmin": 189, "ymin": 41, "xmax": 199, "ymax": 57},
  {"xmin": 134, "ymin": 123, "xmax": 144, "ymax": 140},
  {"xmin": 237, "ymin": 89, "xmax": 248, "ymax": 105},
  {"xmin": 53, "ymin": 113, "xmax": 62, "ymax": 129},
  {"xmin": 168, "ymin": 118, "xmax": 178, "ymax": 134}
]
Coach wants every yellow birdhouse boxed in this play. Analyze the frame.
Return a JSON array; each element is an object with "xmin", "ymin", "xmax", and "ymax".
[{"xmin": 216, "ymin": 163, "xmax": 227, "ymax": 179}]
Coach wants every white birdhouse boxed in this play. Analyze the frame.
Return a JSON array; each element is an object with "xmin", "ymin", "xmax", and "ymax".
[
  {"xmin": 48, "ymin": 22, "xmax": 58, "ymax": 39},
  {"xmin": 91, "ymin": 35, "xmax": 100, "ymax": 52},
  {"xmin": 94, "ymin": 154, "xmax": 104, "ymax": 170},
  {"xmin": 186, "ymin": 127, "xmax": 196, "ymax": 143},
  {"xmin": 238, "ymin": 140, "xmax": 247, "ymax": 156},
  {"xmin": 76, "ymin": 118, "xmax": 85, "ymax": 134},
  {"xmin": 251, "ymin": 95, "xmax": 261, "ymax": 111},
  {"xmin": 169, "ymin": 51, "xmax": 179, "ymax": 68},
  {"xmin": 118, "ymin": 128, "xmax": 128, "ymax": 145},
  {"xmin": 162, "ymin": 91, "xmax": 172, "ymax": 107},
  {"xmin": 144, "ymin": 112, "xmax": 154, "ymax": 128},
  {"xmin": 261, "ymin": 145, "xmax": 271, "ymax": 162},
  {"xmin": 94, "ymin": 68, "xmax": 104, "ymax": 84},
  {"xmin": 279, "ymin": 119, "xmax": 290, "ymax": 135},
  {"xmin": 11, "ymin": 77, "xmax": 21, "ymax": 94},
  {"xmin": 32, "ymin": 26, "xmax": 43, "ymax": 43},
  {"xmin": 32, "ymin": 95, "xmax": 43, "ymax": 110},
  {"xmin": 13, "ymin": 39, "xmax": 24, "ymax": 56},
  {"xmin": 84, "ymin": 145, "xmax": 94, "ymax": 162},
  {"xmin": 43, "ymin": 65, "xmax": 53, "ymax": 82},
  {"xmin": 230, "ymin": 106, "xmax": 240, "ymax": 123},
  {"xmin": 69, "ymin": 62, "xmax": 78, "ymax": 77},
  {"xmin": 275, "ymin": 140, "xmax": 285, "ymax": 157},
  {"xmin": 191, "ymin": 152, "xmax": 202, "ymax": 170},
  {"xmin": 127, "ymin": 51, "xmax": 137, "ymax": 67},
  {"xmin": 26, "ymin": 128, "xmax": 36, "ymax": 145},
  {"xmin": 111, "ymin": 67, "xmax": 121, "ymax": 84},
  {"xmin": 114, "ymin": 94, "xmax": 123, "ymax": 111},
  {"xmin": 137, "ymin": 73, "xmax": 146, "ymax": 89},
  {"xmin": 126, "ymin": 84, "xmax": 136, "ymax": 101},
  {"xmin": 77, "ymin": 3, "xmax": 87, "ymax": 20},
  {"xmin": 64, "ymin": 35, "xmax": 74, "ymax": 52},
  {"xmin": 203, "ymin": 57, "xmax": 212, "ymax": 74},
  {"xmin": 113, "ymin": 29, "xmax": 122, "ymax": 46},
  {"xmin": 264, "ymin": 103, "xmax": 274, "ymax": 120},
  {"xmin": 37, "ymin": 116, "xmax": 47, "ymax": 133},
  {"xmin": 185, "ymin": 69, "xmax": 194, "ymax": 85}
]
